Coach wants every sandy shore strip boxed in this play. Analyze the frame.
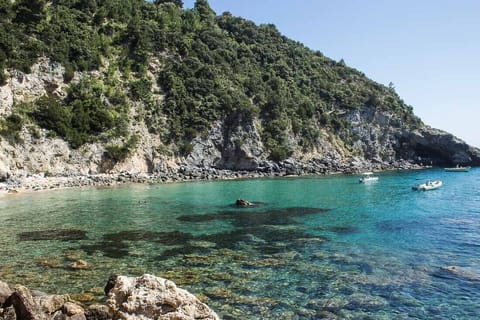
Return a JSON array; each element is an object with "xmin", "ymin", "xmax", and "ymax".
[{"xmin": 0, "ymin": 169, "xmax": 278, "ymax": 195}]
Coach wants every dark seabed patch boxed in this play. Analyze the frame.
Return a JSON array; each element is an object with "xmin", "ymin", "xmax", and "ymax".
[
  {"xmin": 357, "ymin": 261, "xmax": 374, "ymax": 275},
  {"xmin": 155, "ymin": 207, "xmax": 331, "ymax": 259},
  {"xmin": 18, "ymin": 229, "xmax": 88, "ymax": 241},
  {"xmin": 376, "ymin": 220, "xmax": 428, "ymax": 233},
  {"xmin": 313, "ymin": 226, "xmax": 359, "ymax": 234},
  {"xmin": 80, "ymin": 241, "xmax": 131, "ymax": 259},
  {"xmin": 178, "ymin": 207, "xmax": 329, "ymax": 227},
  {"xmin": 157, "ymin": 225, "xmax": 328, "ymax": 260},
  {"xmin": 80, "ymin": 230, "xmax": 193, "ymax": 259},
  {"xmin": 102, "ymin": 230, "xmax": 193, "ymax": 246},
  {"xmin": 159, "ymin": 245, "xmax": 208, "ymax": 260},
  {"xmin": 157, "ymin": 230, "xmax": 253, "ymax": 259}
]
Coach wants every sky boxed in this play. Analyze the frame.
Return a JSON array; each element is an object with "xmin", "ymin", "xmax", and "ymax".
[{"xmin": 183, "ymin": 0, "xmax": 480, "ymax": 148}]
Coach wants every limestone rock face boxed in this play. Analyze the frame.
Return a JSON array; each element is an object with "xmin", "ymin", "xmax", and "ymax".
[
  {"xmin": 186, "ymin": 119, "xmax": 266, "ymax": 171},
  {"xmin": 217, "ymin": 119, "xmax": 265, "ymax": 170},
  {"xmin": 403, "ymin": 127, "xmax": 480, "ymax": 165},
  {"xmin": 345, "ymin": 106, "xmax": 401, "ymax": 161},
  {"xmin": 105, "ymin": 274, "xmax": 219, "ymax": 320},
  {"xmin": 338, "ymin": 106, "xmax": 480, "ymax": 166},
  {"xmin": 186, "ymin": 122, "xmax": 224, "ymax": 168},
  {"xmin": 0, "ymin": 58, "xmax": 66, "ymax": 116}
]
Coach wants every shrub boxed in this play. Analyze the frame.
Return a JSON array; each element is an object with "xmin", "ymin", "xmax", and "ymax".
[
  {"xmin": 178, "ymin": 140, "xmax": 193, "ymax": 155},
  {"xmin": 105, "ymin": 135, "xmax": 139, "ymax": 162},
  {"xmin": 32, "ymin": 95, "xmax": 72, "ymax": 138},
  {"xmin": 269, "ymin": 145, "xmax": 289, "ymax": 161},
  {"xmin": 0, "ymin": 114, "xmax": 24, "ymax": 145},
  {"xmin": 129, "ymin": 78, "xmax": 152, "ymax": 101},
  {"xmin": 30, "ymin": 79, "xmax": 129, "ymax": 148}
]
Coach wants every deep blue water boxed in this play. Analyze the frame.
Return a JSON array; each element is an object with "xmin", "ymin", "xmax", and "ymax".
[{"xmin": 0, "ymin": 168, "xmax": 479, "ymax": 319}]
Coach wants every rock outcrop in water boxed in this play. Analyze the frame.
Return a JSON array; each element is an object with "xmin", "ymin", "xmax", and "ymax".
[
  {"xmin": 0, "ymin": 275, "xmax": 219, "ymax": 320},
  {"xmin": 437, "ymin": 266, "xmax": 480, "ymax": 281}
]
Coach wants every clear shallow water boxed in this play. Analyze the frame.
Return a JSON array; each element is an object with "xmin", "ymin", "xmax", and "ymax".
[{"xmin": 1, "ymin": 168, "xmax": 479, "ymax": 319}]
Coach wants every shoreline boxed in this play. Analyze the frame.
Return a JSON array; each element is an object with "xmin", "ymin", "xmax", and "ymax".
[{"xmin": 0, "ymin": 161, "xmax": 430, "ymax": 196}]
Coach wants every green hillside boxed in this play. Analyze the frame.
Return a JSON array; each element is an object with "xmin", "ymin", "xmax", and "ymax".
[{"xmin": 0, "ymin": 0, "xmax": 422, "ymax": 161}]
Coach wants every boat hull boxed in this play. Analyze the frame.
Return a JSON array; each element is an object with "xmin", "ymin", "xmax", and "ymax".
[
  {"xmin": 444, "ymin": 166, "xmax": 471, "ymax": 172},
  {"xmin": 412, "ymin": 180, "xmax": 442, "ymax": 191},
  {"xmin": 359, "ymin": 172, "xmax": 379, "ymax": 183}
]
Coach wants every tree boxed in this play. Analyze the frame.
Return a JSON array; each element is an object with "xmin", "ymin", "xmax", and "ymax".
[
  {"xmin": 13, "ymin": 0, "xmax": 46, "ymax": 30},
  {"xmin": 0, "ymin": 0, "xmax": 12, "ymax": 18},
  {"xmin": 388, "ymin": 81, "xmax": 395, "ymax": 92},
  {"xmin": 194, "ymin": 0, "xmax": 214, "ymax": 23},
  {"xmin": 154, "ymin": 0, "xmax": 183, "ymax": 7}
]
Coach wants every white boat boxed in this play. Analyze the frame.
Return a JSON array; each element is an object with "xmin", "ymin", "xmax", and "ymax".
[
  {"xmin": 412, "ymin": 180, "xmax": 442, "ymax": 191},
  {"xmin": 444, "ymin": 166, "xmax": 471, "ymax": 172},
  {"xmin": 359, "ymin": 172, "xmax": 379, "ymax": 183}
]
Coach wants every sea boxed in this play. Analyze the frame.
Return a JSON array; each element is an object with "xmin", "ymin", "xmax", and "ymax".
[{"xmin": 0, "ymin": 167, "xmax": 479, "ymax": 319}]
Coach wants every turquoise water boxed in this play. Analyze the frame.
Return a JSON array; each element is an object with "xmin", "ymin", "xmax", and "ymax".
[{"xmin": 1, "ymin": 168, "xmax": 479, "ymax": 319}]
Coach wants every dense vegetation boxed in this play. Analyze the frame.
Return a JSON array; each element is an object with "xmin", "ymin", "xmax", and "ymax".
[{"xmin": 0, "ymin": 0, "xmax": 421, "ymax": 160}]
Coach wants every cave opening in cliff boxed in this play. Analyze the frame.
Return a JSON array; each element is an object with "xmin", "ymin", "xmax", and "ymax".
[{"xmin": 411, "ymin": 144, "xmax": 453, "ymax": 166}]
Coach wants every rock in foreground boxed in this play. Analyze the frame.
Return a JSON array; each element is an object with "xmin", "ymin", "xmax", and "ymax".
[
  {"xmin": 0, "ymin": 282, "xmax": 88, "ymax": 320},
  {"xmin": 105, "ymin": 274, "xmax": 219, "ymax": 320},
  {"xmin": 0, "ymin": 274, "xmax": 219, "ymax": 320}
]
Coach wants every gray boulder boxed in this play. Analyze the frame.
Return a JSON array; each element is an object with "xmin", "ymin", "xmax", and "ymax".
[{"xmin": 105, "ymin": 274, "xmax": 219, "ymax": 320}]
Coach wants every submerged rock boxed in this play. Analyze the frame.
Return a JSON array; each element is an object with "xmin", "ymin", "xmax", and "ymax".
[
  {"xmin": 436, "ymin": 266, "xmax": 480, "ymax": 281},
  {"xmin": 68, "ymin": 259, "xmax": 89, "ymax": 270},
  {"xmin": 69, "ymin": 293, "xmax": 96, "ymax": 305},
  {"xmin": 345, "ymin": 293, "xmax": 388, "ymax": 311},
  {"xmin": 235, "ymin": 199, "xmax": 252, "ymax": 207},
  {"xmin": 105, "ymin": 274, "xmax": 219, "ymax": 320},
  {"xmin": 35, "ymin": 256, "xmax": 63, "ymax": 269}
]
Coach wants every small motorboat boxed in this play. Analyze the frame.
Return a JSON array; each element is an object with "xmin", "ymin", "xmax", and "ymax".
[
  {"xmin": 359, "ymin": 172, "xmax": 379, "ymax": 183},
  {"xmin": 444, "ymin": 165, "xmax": 471, "ymax": 172},
  {"xmin": 412, "ymin": 180, "xmax": 442, "ymax": 191}
]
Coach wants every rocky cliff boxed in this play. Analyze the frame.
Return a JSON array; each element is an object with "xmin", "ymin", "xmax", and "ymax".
[{"xmin": 0, "ymin": 58, "xmax": 479, "ymax": 183}]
